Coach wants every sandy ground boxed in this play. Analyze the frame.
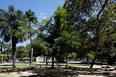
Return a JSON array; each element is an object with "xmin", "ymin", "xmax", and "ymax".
[
  {"xmin": 0, "ymin": 61, "xmax": 115, "ymax": 77},
  {"xmin": 0, "ymin": 72, "xmax": 107, "ymax": 77}
]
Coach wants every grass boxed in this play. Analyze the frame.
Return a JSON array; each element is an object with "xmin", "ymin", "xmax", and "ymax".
[
  {"xmin": 0, "ymin": 62, "xmax": 83, "ymax": 69},
  {"xmin": 0, "ymin": 75, "xmax": 18, "ymax": 77},
  {"xmin": 68, "ymin": 64, "xmax": 82, "ymax": 67},
  {"xmin": 0, "ymin": 74, "xmax": 38, "ymax": 77},
  {"xmin": 0, "ymin": 64, "xmax": 36, "ymax": 68}
]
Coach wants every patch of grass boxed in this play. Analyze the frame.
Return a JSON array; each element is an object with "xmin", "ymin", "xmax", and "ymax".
[
  {"xmin": 0, "ymin": 75, "xmax": 17, "ymax": 77},
  {"xmin": 68, "ymin": 64, "xmax": 82, "ymax": 67},
  {"xmin": 16, "ymin": 64, "xmax": 35, "ymax": 68},
  {"xmin": 0, "ymin": 64, "xmax": 36, "ymax": 68}
]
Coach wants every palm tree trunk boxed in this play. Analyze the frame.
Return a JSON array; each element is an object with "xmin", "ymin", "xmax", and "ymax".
[
  {"xmin": 1, "ymin": 46, "xmax": 3, "ymax": 63},
  {"xmin": 12, "ymin": 36, "xmax": 17, "ymax": 68},
  {"xmin": 29, "ymin": 21, "xmax": 33, "ymax": 65},
  {"xmin": 30, "ymin": 48, "xmax": 33, "ymax": 65}
]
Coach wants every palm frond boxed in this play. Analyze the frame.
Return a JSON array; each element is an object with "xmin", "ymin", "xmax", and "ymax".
[
  {"xmin": 8, "ymin": 5, "xmax": 15, "ymax": 14},
  {"xmin": 16, "ymin": 10, "xmax": 23, "ymax": 19},
  {"xmin": 1, "ymin": 27, "xmax": 6, "ymax": 37},
  {"xmin": 4, "ymin": 33, "xmax": 11, "ymax": 42}
]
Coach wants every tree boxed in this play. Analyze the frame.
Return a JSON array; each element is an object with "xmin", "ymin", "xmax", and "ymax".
[
  {"xmin": 24, "ymin": 9, "xmax": 37, "ymax": 65},
  {"xmin": 64, "ymin": 0, "xmax": 116, "ymax": 68},
  {"xmin": 54, "ymin": 31, "xmax": 81, "ymax": 68},
  {"xmin": 37, "ymin": 6, "xmax": 81, "ymax": 69},
  {"xmin": 31, "ymin": 37, "xmax": 51, "ymax": 67},
  {"xmin": 0, "ymin": 5, "xmax": 25, "ymax": 68},
  {"xmin": 16, "ymin": 46, "xmax": 28, "ymax": 61}
]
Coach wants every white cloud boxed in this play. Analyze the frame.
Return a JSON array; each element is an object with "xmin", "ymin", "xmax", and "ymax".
[
  {"xmin": 43, "ymin": 16, "xmax": 47, "ymax": 19},
  {"xmin": 40, "ymin": 13, "xmax": 45, "ymax": 16},
  {"xmin": 39, "ymin": 13, "xmax": 47, "ymax": 19}
]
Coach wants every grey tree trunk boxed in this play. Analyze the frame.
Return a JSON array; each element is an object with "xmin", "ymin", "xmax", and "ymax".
[
  {"xmin": 30, "ymin": 48, "xmax": 33, "ymax": 65},
  {"xmin": 29, "ymin": 21, "xmax": 33, "ymax": 65},
  {"xmin": 12, "ymin": 36, "xmax": 17, "ymax": 68}
]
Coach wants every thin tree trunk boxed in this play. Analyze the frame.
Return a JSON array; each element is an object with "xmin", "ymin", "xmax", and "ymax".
[
  {"xmin": 12, "ymin": 36, "xmax": 17, "ymax": 68},
  {"xmin": 1, "ymin": 46, "xmax": 2, "ymax": 63},
  {"xmin": 90, "ymin": 0, "xmax": 109, "ymax": 68},
  {"xmin": 87, "ymin": 57, "xmax": 89, "ymax": 66},
  {"xmin": 29, "ymin": 21, "xmax": 33, "ymax": 65},
  {"xmin": 66, "ymin": 54, "xmax": 68, "ymax": 68},
  {"xmin": 30, "ymin": 48, "xmax": 33, "ymax": 65},
  {"xmin": 57, "ymin": 61, "xmax": 59, "ymax": 75},
  {"xmin": 46, "ymin": 56, "xmax": 48, "ymax": 68},
  {"xmin": 90, "ymin": 23, "xmax": 99, "ymax": 68},
  {"xmin": 51, "ymin": 56, "xmax": 54, "ymax": 68},
  {"xmin": 7, "ymin": 50, "xmax": 10, "ymax": 62}
]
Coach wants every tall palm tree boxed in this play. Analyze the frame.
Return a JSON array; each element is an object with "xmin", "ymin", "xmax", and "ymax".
[
  {"xmin": 0, "ymin": 5, "xmax": 24, "ymax": 68},
  {"xmin": 25, "ymin": 9, "xmax": 37, "ymax": 65}
]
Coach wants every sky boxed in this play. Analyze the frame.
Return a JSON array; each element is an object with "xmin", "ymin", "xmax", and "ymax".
[{"xmin": 0, "ymin": 0, "xmax": 65, "ymax": 46}]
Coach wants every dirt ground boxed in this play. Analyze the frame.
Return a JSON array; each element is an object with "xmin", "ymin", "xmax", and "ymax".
[
  {"xmin": 0, "ymin": 61, "xmax": 115, "ymax": 77},
  {"xmin": 0, "ymin": 71, "xmax": 108, "ymax": 77},
  {"xmin": 0, "ymin": 67, "xmax": 116, "ymax": 77}
]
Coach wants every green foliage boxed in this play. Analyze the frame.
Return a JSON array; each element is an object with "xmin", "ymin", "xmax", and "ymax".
[
  {"xmin": 31, "ymin": 38, "xmax": 51, "ymax": 57},
  {"xmin": 0, "ymin": 54, "xmax": 11, "ymax": 57},
  {"xmin": 68, "ymin": 52, "xmax": 77, "ymax": 60},
  {"xmin": 54, "ymin": 6, "xmax": 68, "ymax": 31},
  {"xmin": 87, "ymin": 51, "xmax": 95, "ymax": 59},
  {"xmin": 16, "ymin": 46, "xmax": 29, "ymax": 60},
  {"xmin": 0, "ymin": 5, "xmax": 25, "ymax": 42},
  {"xmin": 55, "ymin": 31, "xmax": 80, "ymax": 53},
  {"xmin": 100, "ymin": 46, "xmax": 116, "ymax": 58}
]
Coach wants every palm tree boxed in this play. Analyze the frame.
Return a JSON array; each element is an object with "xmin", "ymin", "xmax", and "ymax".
[
  {"xmin": 0, "ymin": 5, "xmax": 24, "ymax": 68},
  {"xmin": 25, "ymin": 9, "xmax": 37, "ymax": 65}
]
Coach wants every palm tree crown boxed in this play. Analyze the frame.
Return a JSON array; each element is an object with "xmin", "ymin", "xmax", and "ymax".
[{"xmin": 0, "ymin": 5, "xmax": 24, "ymax": 42}]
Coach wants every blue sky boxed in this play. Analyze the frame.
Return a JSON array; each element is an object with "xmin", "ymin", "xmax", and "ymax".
[{"xmin": 0, "ymin": 0, "xmax": 65, "ymax": 46}]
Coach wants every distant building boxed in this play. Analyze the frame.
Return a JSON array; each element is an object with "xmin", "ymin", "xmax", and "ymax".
[{"xmin": 36, "ymin": 56, "xmax": 56, "ymax": 62}]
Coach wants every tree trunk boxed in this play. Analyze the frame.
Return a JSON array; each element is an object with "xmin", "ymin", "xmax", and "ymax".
[
  {"xmin": 12, "ymin": 36, "xmax": 17, "ymax": 68},
  {"xmin": 7, "ymin": 51, "xmax": 10, "ymax": 62},
  {"xmin": 1, "ymin": 46, "xmax": 3, "ymax": 63},
  {"xmin": 29, "ymin": 21, "xmax": 33, "ymax": 65},
  {"xmin": 90, "ymin": 24, "xmax": 99, "ymax": 68},
  {"xmin": 46, "ymin": 56, "xmax": 48, "ymax": 68},
  {"xmin": 90, "ymin": 0, "xmax": 109, "ymax": 68},
  {"xmin": 87, "ymin": 57, "xmax": 89, "ymax": 66},
  {"xmin": 57, "ymin": 61, "xmax": 59, "ymax": 75},
  {"xmin": 51, "ymin": 56, "xmax": 54, "ymax": 68},
  {"xmin": 30, "ymin": 48, "xmax": 33, "ymax": 65},
  {"xmin": 66, "ymin": 54, "xmax": 68, "ymax": 68},
  {"xmin": 7, "ymin": 56, "xmax": 10, "ymax": 62}
]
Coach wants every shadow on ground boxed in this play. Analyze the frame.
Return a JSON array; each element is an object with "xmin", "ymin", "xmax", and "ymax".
[
  {"xmin": 20, "ymin": 68, "xmax": 79, "ymax": 77},
  {"xmin": 19, "ymin": 67, "xmax": 116, "ymax": 77}
]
